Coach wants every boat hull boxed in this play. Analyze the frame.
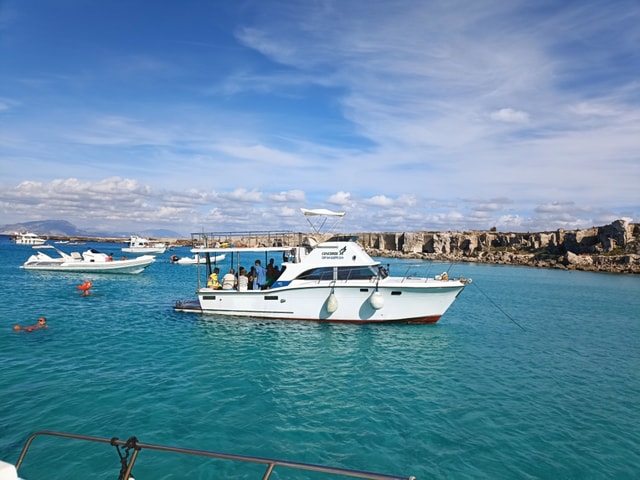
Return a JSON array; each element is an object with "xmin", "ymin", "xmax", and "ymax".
[
  {"xmin": 21, "ymin": 256, "xmax": 156, "ymax": 274},
  {"xmin": 194, "ymin": 279, "xmax": 465, "ymax": 324},
  {"xmin": 122, "ymin": 247, "xmax": 166, "ymax": 254},
  {"xmin": 16, "ymin": 239, "xmax": 46, "ymax": 245},
  {"xmin": 175, "ymin": 254, "xmax": 226, "ymax": 264}
]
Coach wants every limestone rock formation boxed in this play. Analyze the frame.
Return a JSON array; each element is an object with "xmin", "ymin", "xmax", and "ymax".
[{"xmin": 356, "ymin": 219, "xmax": 639, "ymax": 274}]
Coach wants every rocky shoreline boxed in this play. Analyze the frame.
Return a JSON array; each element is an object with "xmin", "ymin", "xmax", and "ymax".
[
  {"xmin": 38, "ymin": 219, "xmax": 640, "ymax": 274},
  {"xmin": 357, "ymin": 219, "xmax": 639, "ymax": 274}
]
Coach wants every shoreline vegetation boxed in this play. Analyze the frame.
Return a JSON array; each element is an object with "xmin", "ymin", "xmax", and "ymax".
[{"xmin": 25, "ymin": 219, "xmax": 640, "ymax": 275}]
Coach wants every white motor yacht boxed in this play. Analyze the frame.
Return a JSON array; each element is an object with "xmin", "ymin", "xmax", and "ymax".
[
  {"xmin": 122, "ymin": 235, "xmax": 167, "ymax": 254},
  {"xmin": 175, "ymin": 209, "xmax": 471, "ymax": 324},
  {"xmin": 13, "ymin": 232, "xmax": 46, "ymax": 246},
  {"xmin": 21, "ymin": 247, "xmax": 155, "ymax": 274}
]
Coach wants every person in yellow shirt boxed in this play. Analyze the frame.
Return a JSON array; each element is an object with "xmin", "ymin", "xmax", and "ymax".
[{"xmin": 207, "ymin": 268, "xmax": 221, "ymax": 289}]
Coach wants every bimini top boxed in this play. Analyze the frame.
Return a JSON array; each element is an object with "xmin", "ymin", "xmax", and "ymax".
[
  {"xmin": 300, "ymin": 208, "xmax": 345, "ymax": 217},
  {"xmin": 301, "ymin": 208, "xmax": 345, "ymax": 235}
]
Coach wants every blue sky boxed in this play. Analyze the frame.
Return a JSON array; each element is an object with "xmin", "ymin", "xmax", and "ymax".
[{"xmin": 1, "ymin": 0, "xmax": 638, "ymax": 236}]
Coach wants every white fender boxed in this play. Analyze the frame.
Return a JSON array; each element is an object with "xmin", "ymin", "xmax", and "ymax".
[
  {"xmin": 370, "ymin": 291, "xmax": 384, "ymax": 310},
  {"xmin": 327, "ymin": 292, "xmax": 338, "ymax": 313},
  {"xmin": 0, "ymin": 461, "xmax": 18, "ymax": 480}
]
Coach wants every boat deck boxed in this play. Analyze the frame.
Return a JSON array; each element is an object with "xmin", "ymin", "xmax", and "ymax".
[{"xmin": 189, "ymin": 229, "xmax": 304, "ymax": 250}]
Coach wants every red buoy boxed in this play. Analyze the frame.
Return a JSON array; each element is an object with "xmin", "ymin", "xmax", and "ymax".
[{"xmin": 76, "ymin": 281, "xmax": 93, "ymax": 291}]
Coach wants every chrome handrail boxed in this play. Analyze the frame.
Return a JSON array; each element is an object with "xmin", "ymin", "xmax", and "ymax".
[{"xmin": 15, "ymin": 430, "xmax": 415, "ymax": 480}]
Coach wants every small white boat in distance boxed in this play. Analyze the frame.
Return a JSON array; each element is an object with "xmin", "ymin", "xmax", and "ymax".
[
  {"xmin": 21, "ymin": 247, "xmax": 155, "ymax": 274},
  {"xmin": 175, "ymin": 208, "xmax": 471, "ymax": 324},
  {"xmin": 13, "ymin": 232, "xmax": 46, "ymax": 245},
  {"xmin": 171, "ymin": 253, "xmax": 226, "ymax": 265},
  {"xmin": 122, "ymin": 235, "xmax": 167, "ymax": 254}
]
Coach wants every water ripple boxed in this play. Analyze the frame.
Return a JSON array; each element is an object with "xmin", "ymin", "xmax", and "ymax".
[{"xmin": 0, "ymin": 240, "xmax": 638, "ymax": 479}]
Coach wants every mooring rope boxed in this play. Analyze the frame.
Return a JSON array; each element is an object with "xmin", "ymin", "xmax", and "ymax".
[{"xmin": 472, "ymin": 282, "xmax": 526, "ymax": 331}]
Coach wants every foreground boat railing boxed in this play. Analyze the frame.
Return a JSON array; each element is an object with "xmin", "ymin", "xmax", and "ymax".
[{"xmin": 15, "ymin": 431, "xmax": 415, "ymax": 480}]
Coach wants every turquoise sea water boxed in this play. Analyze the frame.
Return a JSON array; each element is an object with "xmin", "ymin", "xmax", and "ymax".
[{"xmin": 1, "ymin": 236, "xmax": 638, "ymax": 480}]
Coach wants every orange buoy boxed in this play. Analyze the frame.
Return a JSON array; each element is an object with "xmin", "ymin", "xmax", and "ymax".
[
  {"xmin": 13, "ymin": 325, "xmax": 21, "ymax": 331},
  {"xmin": 76, "ymin": 281, "xmax": 93, "ymax": 291}
]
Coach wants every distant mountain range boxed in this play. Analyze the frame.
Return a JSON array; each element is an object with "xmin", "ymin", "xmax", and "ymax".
[{"xmin": 0, "ymin": 220, "xmax": 185, "ymax": 239}]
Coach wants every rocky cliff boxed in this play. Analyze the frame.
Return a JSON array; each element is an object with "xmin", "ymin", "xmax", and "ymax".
[{"xmin": 355, "ymin": 219, "xmax": 639, "ymax": 274}]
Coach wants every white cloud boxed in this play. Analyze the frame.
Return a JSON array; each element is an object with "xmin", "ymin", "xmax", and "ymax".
[
  {"xmin": 218, "ymin": 188, "xmax": 263, "ymax": 203},
  {"xmin": 490, "ymin": 108, "xmax": 529, "ymax": 123},
  {"xmin": 0, "ymin": 97, "xmax": 19, "ymax": 112},
  {"xmin": 326, "ymin": 192, "xmax": 352, "ymax": 206},
  {"xmin": 269, "ymin": 190, "xmax": 306, "ymax": 202},
  {"xmin": 365, "ymin": 195, "xmax": 394, "ymax": 207},
  {"xmin": 535, "ymin": 202, "xmax": 577, "ymax": 214},
  {"xmin": 214, "ymin": 143, "xmax": 308, "ymax": 167}
]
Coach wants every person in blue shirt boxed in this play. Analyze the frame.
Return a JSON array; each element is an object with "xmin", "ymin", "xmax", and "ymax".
[{"xmin": 253, "ymin": 260, "xmax": 267, "ymax": 290}]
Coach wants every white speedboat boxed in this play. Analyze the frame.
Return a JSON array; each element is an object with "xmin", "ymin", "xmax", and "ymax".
[
  {"xmin": 13, "ymin": 232, "xmax": 46, "ymax": 245},
  {"xmin": 171, "ymin": 253, "xmax": 226, "ymax": 264},
  {"xmin": 1, "ymin": 430, "xmax": 412, "ymax": 480},
  {"xmin": 21, "ymin": 247, "xmax": 155, "ymax": 274},
  {"xmin": 175, "ymin": 209, "xmax": 471, "ymax": 324},
  {"xmin": 122, "ymin": 235, "xmax": 167, "ymax": 254}
]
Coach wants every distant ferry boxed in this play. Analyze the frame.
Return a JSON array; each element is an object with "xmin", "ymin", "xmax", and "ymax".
[
  {"xmin": 13, "ymin": 232, "xmax": 46, "ymax": 246},
  {"xmin": 122, "ymin": 235, "xmax": 167, "ymax": 254}
]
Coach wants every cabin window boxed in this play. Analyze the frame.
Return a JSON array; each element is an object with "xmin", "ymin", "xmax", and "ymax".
[
  {"xmin": 296, "ymin": 265, "xmax": 378, "ymax": 281},
  {"xmin": 336, "ymin": 266, "xmax": 379, "ymax": 280},
  {"xmin": 297, "ymin": 267, "xmax": 335, "ymax": 281}
]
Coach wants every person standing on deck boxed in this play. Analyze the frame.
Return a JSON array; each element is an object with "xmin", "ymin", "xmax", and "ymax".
[
  {"xmin": 253, "ymin": 260, "xmax": 267, "ymax": 290},
  {"xmin": 247, "ymin": 266, "xmax": 256, "ymax": 290},
  {"xmin": 237, "ymin": 267, "xmax": 249, "ymax": 291}
]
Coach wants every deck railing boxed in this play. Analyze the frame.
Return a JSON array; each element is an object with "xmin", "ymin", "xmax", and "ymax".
[
  {"xmin": 189, "ymin": 230, "xmax": 302, "ymax": 248},
  {"xmin": 14, "ymin": 430, "xmax": 415, "ymax": 480}
]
